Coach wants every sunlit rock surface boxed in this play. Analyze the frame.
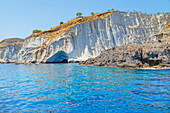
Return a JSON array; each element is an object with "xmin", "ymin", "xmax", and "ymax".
[
  {"xmin": 0, "ymin": 11, "xmax": 170, "ymax": 63},
  {"xmin": 0, "ymin": 45, "xmax": 22, "ymax": 63}
]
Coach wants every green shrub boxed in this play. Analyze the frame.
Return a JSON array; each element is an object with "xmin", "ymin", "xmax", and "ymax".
[
  {"xmin": 108, "ymin": 9, "xmax": 110, "ymax": 12},
  {"xmin": 166, "ymin": 12, "xmax": 170, "ymax": 15},
  {"xmin": 76, "ymin": 12, "xmax": 82, "ymax": 17},
  {"xmin": 33, "ymin": 29, "xmax": 42, "ymax": 33},
  {"xmin": 4, "ymin": 45, "xmax": 8, "ymax": 48},
  {"xmin": 91, "ymin": 12, "xmax": 94, "ymax": 15},
  {"xmin": 133, "ymin": 10, "xmax": 137, "ymax": 12},
  {"xmin": 112, "ymin": 8, "xmax": 114, "ymax": 11},
  {"xmin": 60, "ymin": 22, "xmax": 64, "ymax": 25}
]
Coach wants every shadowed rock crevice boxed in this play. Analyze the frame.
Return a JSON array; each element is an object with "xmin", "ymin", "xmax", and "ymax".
[{"xmin": 46, "ymin": 51, "xmax": 68, "ymax": 63}]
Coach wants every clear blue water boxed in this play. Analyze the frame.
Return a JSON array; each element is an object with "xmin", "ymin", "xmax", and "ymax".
[{"xmin": 0, "ymin": 63, "xmax": 169, "ymax": 113}]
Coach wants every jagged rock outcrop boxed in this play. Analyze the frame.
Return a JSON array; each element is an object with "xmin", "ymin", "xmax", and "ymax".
[
  {"xmin": 0, "ymin": 11, "xmax": 170, "ymax": 63},
  {"xmin": 79, "ymin": 37, "xmax": 170, "ymax": 69}
]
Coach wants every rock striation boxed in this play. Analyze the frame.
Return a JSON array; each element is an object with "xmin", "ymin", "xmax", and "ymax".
[
  {"xmin": 79, "ymin": 37, "xmax": 170, "ymax": 69},
  {"xmin": 0, "ymin": 38, "xmax": 24, "ymax": 63},
  {"xmin": 0, "ymin": 11, "xmax": 170, "ymax": 63}
]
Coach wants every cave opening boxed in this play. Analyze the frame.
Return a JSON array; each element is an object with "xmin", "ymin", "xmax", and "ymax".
[{"xmin": 46, "ymin": 51, "xmax": 68, "ymax": 63}]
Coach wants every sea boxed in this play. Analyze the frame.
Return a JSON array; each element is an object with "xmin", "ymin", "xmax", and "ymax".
[{"xmin": 0, "ymin": 63, "xmax": 169, "ymax": 113}]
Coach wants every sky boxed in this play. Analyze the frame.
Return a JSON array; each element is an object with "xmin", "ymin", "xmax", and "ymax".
[{"xmin": 0, "ymin": 0, "xmax": 170, "ymax": 41}]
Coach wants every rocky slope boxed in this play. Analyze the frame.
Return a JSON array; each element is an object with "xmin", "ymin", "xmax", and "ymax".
[
  {"xmin": 79, "ymin": 37, "xmax": 170, "ymax": 69},
  {"xmin": 0, "ymin": 11, "xmax": 170, "ymax": 63},
  {"xmin": 0, "ymin": 38, "xmax": 23, "ymax": 48}
]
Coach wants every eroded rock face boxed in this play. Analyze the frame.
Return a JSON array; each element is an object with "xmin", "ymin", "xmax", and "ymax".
[
  {"xmin": 0, "ymin": 11, "xmax": 170, "ymax": 63},
  {"xmin": 46, "ymin": 51, "xmax": 68, "ymax": 63},
  {"xmin": 0, "ymin": 45, "xmax": 22, "ymax": 63},
  {"xmin": 21, "ymin": 12, "xmax": 170, "ymax": 63},
  {"xmin": 79, "ymin": 37, "xmax": 170, "ymax": 68},
  {"xmin": 17, "ymin": 37, "xmax": 47, "ymax": 63}
]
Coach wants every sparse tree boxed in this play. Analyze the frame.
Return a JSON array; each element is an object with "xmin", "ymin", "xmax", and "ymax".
[
  {"xmin": 60, "ymin": 22, "xmax": 64, "ymax": 25},
  {"xmin": 133, "ymin": 10, "xmax": 137, "ymax": 12},
  {"xmin": 91, "ymin": 12, "xmax": 94, "ymax": 15},
  {"xmin": 111, "ymin": 8, "xmax": 114, "ymax": 11},
  {"xmin": 76, "ymin": 12, "xmax": 82, "ymax": 17},
  {"xmin": 165, "ymin": 12, "xmax": 170, "ymax": 15},
  {"xmin": 33, "ymin": 29, "xmax": 42, "ymax": 34},
  {"xmin": 108, "ymin": 9, "xmax": 110, "ymax": 12},
  {"xmin": 157, "ymin": 12, "xmax": 160, "ymax": 15}
]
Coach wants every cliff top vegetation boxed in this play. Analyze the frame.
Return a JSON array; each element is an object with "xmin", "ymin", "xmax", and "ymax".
[
  {"xmin": 26, "ymin": 10, "xmax": 170, "ymax": 48},
  {"xmin": 0, "ymin": 38, "xmax": 24, "ymax": 49},
  {"xmin": 27, "ymin": 10, "xmax": 119, "ymax": 40}
]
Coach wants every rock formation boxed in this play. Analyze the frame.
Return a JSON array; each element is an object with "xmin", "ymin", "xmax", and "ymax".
[
  {"xmin": 79, "ymin": 37, "xmax": 170, "ymax": 69},
  {"xmin": 0, "ymin": 11, "xmax": 170, "ymax": 63},
  {"xmin": 0, "ymin": 38, "xmax": 24, "ymax": 63}
]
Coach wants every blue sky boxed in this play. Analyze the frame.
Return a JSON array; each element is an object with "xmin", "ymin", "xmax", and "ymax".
[{"xmin": 0, "ymin": 0, "xmax": 170, "ymax": 41}]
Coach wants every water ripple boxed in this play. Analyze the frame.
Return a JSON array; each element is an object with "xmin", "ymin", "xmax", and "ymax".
[{"xmin": 0, "ymin": 64, "xmax": 169, "ymax": 113}]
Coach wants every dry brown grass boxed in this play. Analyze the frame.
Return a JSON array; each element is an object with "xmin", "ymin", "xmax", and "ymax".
[
  {"xmin": 26, "ymin": 11, "xmax": 169, "ymax": 48},
  {"xmin": 166, "ymin": 23, "xmax": 170, "ymax": 29},
  {"xmin": 8, "ymin": 42, "xmax": 24, "ymax": 46},
  {"xmin": 0, "ymin": 38, "xmax": 24, "ymax": 48},
  {"xmin": 27, "ymin": 11, "xmax": 119, "ymax": 41}
]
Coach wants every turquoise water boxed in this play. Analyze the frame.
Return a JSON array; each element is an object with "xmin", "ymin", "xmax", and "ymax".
[{"xmin": 0, "ymin": 63, "xmax": 169, "ymax": 113}]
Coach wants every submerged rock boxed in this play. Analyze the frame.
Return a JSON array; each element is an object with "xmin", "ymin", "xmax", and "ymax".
[{"xmin": 79, "ymin": 37, "xmax": 170, "ymax": 69}]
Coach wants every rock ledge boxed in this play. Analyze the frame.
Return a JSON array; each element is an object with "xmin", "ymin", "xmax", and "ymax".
[{"xmin": 79, "ymin": 37, "xmax": 170, "ymax": 69}]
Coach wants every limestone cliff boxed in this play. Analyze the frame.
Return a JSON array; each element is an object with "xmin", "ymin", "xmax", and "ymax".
[
  {"xmin": 0, "ymin": 44, "xmax": 23, "ymax": 63},
  {"xmin": 0, "ymin": 38, "xmax": 24, "ymax": 63},
  {"xmin": 0, "ymin": 11, "xmax": 170, "ymax": 63}
]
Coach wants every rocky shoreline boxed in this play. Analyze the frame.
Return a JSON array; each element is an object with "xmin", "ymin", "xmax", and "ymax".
[
  {"xmin": 1, "ymin": 38, "xmax": 170, "ymax": 69},
  {"xmin": 79, "ymin": 37, "xmax": 170, "ymax": 69},
  {"xmin": 0, "ymin": 11, "xmax": 169, "ymax": 64}
]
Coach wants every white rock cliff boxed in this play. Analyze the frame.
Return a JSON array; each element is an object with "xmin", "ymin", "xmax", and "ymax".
[{"xmin": 0, "ymin": 11, "xmax": 170, "ymax": 63}]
